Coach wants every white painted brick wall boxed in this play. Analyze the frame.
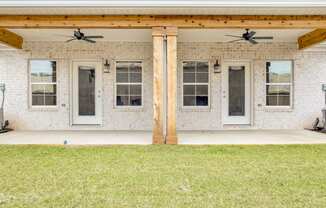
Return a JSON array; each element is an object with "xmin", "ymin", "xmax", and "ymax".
[{"xmin": 0, "ymin": 41, "xmax": 326, "ymax": 130}]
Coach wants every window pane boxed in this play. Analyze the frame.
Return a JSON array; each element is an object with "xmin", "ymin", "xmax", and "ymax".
[
  {"xmin": 184, "ymin": 96, "xmax": 196, "ymax": 106},
  {"xmin": 30, "ymin": 60, "xmax": 56, "ymax": 83},
  {"xmin": 278, "ymin": 85, "xmax": 290, "ymax": 96},
  {"xmin": 117, "ymin": 85, "xmax": 129, "ymax": 95},
  {"xmin": 266, "ymin": 85, "xmax": 277, "ymax": 96},
  {"xmin": 196, "ymin": 96, "xmax": 208, "ymax": 106},
  {"xmin": 78, "ymin": 67, "xmax": 95, "ymax": 116},
  {"xmin": 266, "ymin": 85, "xmax": 290, "ymax": 96},
  {"xmin": 31, "ymin": 84, "xmax": 57, "ymax": 106},
  {"xmin": 32, "ymin": 84, "xmax": 44, "ymax": 95},
  {"xmin": 266, "ymin": 85, "xmax": 291, "ymax": 106},
  {"xmin": 44, "ymin": 84, "xmax": 56, "ymax": 96},
  {"xmin": 32, "ymin": 95, "xmax": 44, "ymax": 106},
  {"xmin": 116, "ymin": 62, "xmax": 129, "ymax": 73},
  {"xmin": 129, "ymin": 62, "xmax": 142, "ymax": 72},
  {"xmin": 278, "ymin": 96, "xmax": 290, "ymax": 106},
  {"xmin": 130, "ymin": 73, "xmax": 142, "ymax": 83},
  {"xmin": 196, "ymin": 85, "xmax": 208, "ymax": 95},
  {"xmin": 184, "ymin": 85, "xmax": 195, "ymax": 95},
  {"xmin": 116, "ymin": 72, "xmax": 128, "ymax": 83},
  {"xmin": 45, "ymin": 96, "xmax": 56, "ymax": 106},
  {"xmin": 130, "ymin": 96, "xmax": 142, "ymax": 106},
  {"xmin": 130, "ymin": 85, "xmax": 141, "ymax": 95},
  {"xmin": 117, "ymin": 96, "xmax": 129, "ymax": 106},
  {"xmin": 196, "ymin": 72, "xmax": 208, "ymax": 83},
  {"xmin": 183, "ymin": 62, "xmax": 196, "ymax": 72},
  {"xmin": 229, "ymin": 66, "xmax": 245, "ymax": 116},
  {"xmin": 266, "ymin": 95, "xmax": 278, "ymax": 106},
  {"xmin": 197, "ymin": 62, "xmax": 208, "ymax": 72},
  {"xmin": 266, "ymin": 61, "xmax": 292, "ymax": 83},
  {"xmin": 183, "ymin": 72, "xmax": 195, "ymax": 83}
]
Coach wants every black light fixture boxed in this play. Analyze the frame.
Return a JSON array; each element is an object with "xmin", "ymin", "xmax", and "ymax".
[
  {"xmin": 103, "ymin": 59, "xmax": 110, "ymax": 73},
  {"xmin": 213, "ymin": 60, "xmax": 221, "ymax": 73}
]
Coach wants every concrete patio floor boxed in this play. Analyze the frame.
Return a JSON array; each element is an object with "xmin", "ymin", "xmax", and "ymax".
[
  {"xmin": 0, "ymin": 130, "xmax": 326, "ymax": 145},
  {"xmin": 179, "ymin": 130, "xmax": 326, "ymax": 145}
]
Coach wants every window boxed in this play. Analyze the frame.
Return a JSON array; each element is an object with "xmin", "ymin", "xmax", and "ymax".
[
  {"xmin": 30, "ymin": 60, "xmax": 57, "ymax": 107},
  {"xmin": 182, "ymin": 61, "xmax": 209, "ymax": 107},
  {"xmin": 115, "ymin": 61, "xmax": 142, "ymax": 107},
  {"xmin": 266, "ymin": 60, "xmax": 293, "ymax": 107}
]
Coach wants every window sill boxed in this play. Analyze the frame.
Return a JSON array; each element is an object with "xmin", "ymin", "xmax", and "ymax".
[
  {"xmin": 180, "ymin": 107, "xmax": 211, "ymax": 112},
  {"xmin": 29, "ymin": 106, "xmax": 59, "ymax": 112},
  {"xmin": 113, "ymin": 106, "xmax": 144, "ymax": 112},
  {"xmin": 263, "ymin": 106, "xmax": 293, "ymax": 112}
]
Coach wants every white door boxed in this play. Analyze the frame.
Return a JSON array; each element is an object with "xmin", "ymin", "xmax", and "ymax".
[
  {"xmin": 222, "ymin": 61, "xmax": 251, "ymax": 125},
  {"xmin": 72, "ymin": 61, "xmax": 102, "ymax": 125}
]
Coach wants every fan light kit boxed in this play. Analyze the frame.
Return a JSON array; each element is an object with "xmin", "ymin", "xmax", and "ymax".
[
  {"xmin": 103, "ymin": 59, "xmax": 110, "ymax": 73},
  {"xmin": 225, "ymin": 29, "xmax": 273, "ymax": 44}
]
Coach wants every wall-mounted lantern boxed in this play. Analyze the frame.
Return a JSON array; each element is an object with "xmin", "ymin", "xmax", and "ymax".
[
  {"xmin": 213, "ymin": 60, "xmax": 221, "ymax": 73},
  {"xmin": 103, "ymin": 59, "xmax": 110, "ymax": 73}
]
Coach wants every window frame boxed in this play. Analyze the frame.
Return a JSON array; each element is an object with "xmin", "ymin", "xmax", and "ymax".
[
  {"xmin": 181, "ymin": 60, "xmax": 210, "ymax": 109},
  {"xmin": 265, "ymin": 59, "xmax": 294, "ymax": 109},
  {"xmin": 114, "ymin": 60, "xmax": 144, "ymax": 109},
  {"xmin": 28, "ymin": 59, "xmax": 58, "ymax": 109}
]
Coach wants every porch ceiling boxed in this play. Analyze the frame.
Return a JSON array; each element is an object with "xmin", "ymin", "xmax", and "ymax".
[{"xmin": 7, "ymin": 28, "xmax": 313, "ymax": 43}]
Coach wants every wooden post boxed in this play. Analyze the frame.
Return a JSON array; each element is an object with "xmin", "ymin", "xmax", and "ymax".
[
  {"xmin": 166, "ymin": 27, "xmax": 178, "ymax": 144},
  {"xmin": 298, "ymin": 29, "xmax": 326, "ymax": 50},
  {"xmin": 0, "ymin": 29, "xmax": 23, "ymax": 49},
  {"xmin": 152, "ymin": 27, "xmax": 165, "ymax": 144}
]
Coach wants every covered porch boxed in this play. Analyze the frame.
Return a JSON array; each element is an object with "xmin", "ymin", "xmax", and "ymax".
[{"xmin": 1, "ymin": 15, "xmax": 326, "ymax": 144}]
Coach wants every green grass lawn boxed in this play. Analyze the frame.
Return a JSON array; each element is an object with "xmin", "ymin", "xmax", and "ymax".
[{"xmin": 0, "ymin": 145, "xmax": 326, "ymax": 208}]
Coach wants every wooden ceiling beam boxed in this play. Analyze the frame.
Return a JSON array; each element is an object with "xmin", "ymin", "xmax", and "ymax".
[
  {"xmin": 0, "ymin": 28, "xmax": 23, "ymax": 49},
  {"xmin": 298, "ymin": 29, "xmax": 326, "ymax": 50},
  {"xmin": 1, "ymin": 15, "xmax": 326, "ymax": 29}
]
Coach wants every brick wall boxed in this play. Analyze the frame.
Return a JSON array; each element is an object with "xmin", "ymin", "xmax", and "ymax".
[{"xmin": 0, "ymin": 41, "xmax": 326, "ymax": 130}]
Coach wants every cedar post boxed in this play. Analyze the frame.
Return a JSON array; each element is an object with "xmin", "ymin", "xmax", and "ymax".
[
  {"xmin": 152, "ymin": 27, "xmax": 165, "ymax": 144},
  {"xmin": 166, "ymin": 27, "xmax": 178, "ymax": 144}
]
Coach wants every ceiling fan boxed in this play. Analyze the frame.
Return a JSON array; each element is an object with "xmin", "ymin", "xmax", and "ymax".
[
  {"xmin": 225, "ymin": 29, "xmax": 273, "ymax": 44},
  {"xmin": 65, "ymin": 28, "xmax": 104, "ymax": 43}
]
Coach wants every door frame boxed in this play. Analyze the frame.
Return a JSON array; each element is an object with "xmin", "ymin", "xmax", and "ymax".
[
  {"xmin": 221, "ymin": 60, "xmax": 252, "ymax": 125},
  {"xmin": 70, "ymin": 60, "xmax": 103, "ymax": 125}
]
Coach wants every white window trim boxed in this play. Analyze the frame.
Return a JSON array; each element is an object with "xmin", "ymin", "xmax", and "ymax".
[
  {"xmin": 181, "ymin": 60, "xmax": 210, "ymax": 109},
  {"xmin": 264, "ymin": 59, "xmax": 294, "ymax": 109},
  {"xmin": 114, "ymin": 60, "xmax": 144, "ymax": 109},
  {"xmin": 28, "ymin": 59, "xmax": 58, "ymax": 110}
]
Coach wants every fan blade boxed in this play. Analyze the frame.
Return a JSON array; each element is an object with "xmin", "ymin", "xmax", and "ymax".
[
  {"xmin": 248, "ymin": 31, "xmax": 256, "ymax": 37},
  {"xmin": 84, "ymin": 35, "xmax": 104, "ymax": 39},
  {"xmin": 225, "ymin": 35, "xmax": 242, "ymax": 38},
  {"xmin": 248, "ymin": 39, "xmax": 258, "ymax": 44},
  {"xmin": 227, "ymin": 39, "xmax": 243, "ymax": 43},
  {"xmin": 83, "ymin": 38, "xmax": 96, "ymax": 43},
  {"xmin": 253, "ymin": 36, "xmax": 274, "ymax": 40},
  {"xmin": 66, "ymin": 38, "xmax": 76, "ymax": 42},
  {"xmin": 56, "ymin": 34, "xmax": 75, "ymax": 38}
]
